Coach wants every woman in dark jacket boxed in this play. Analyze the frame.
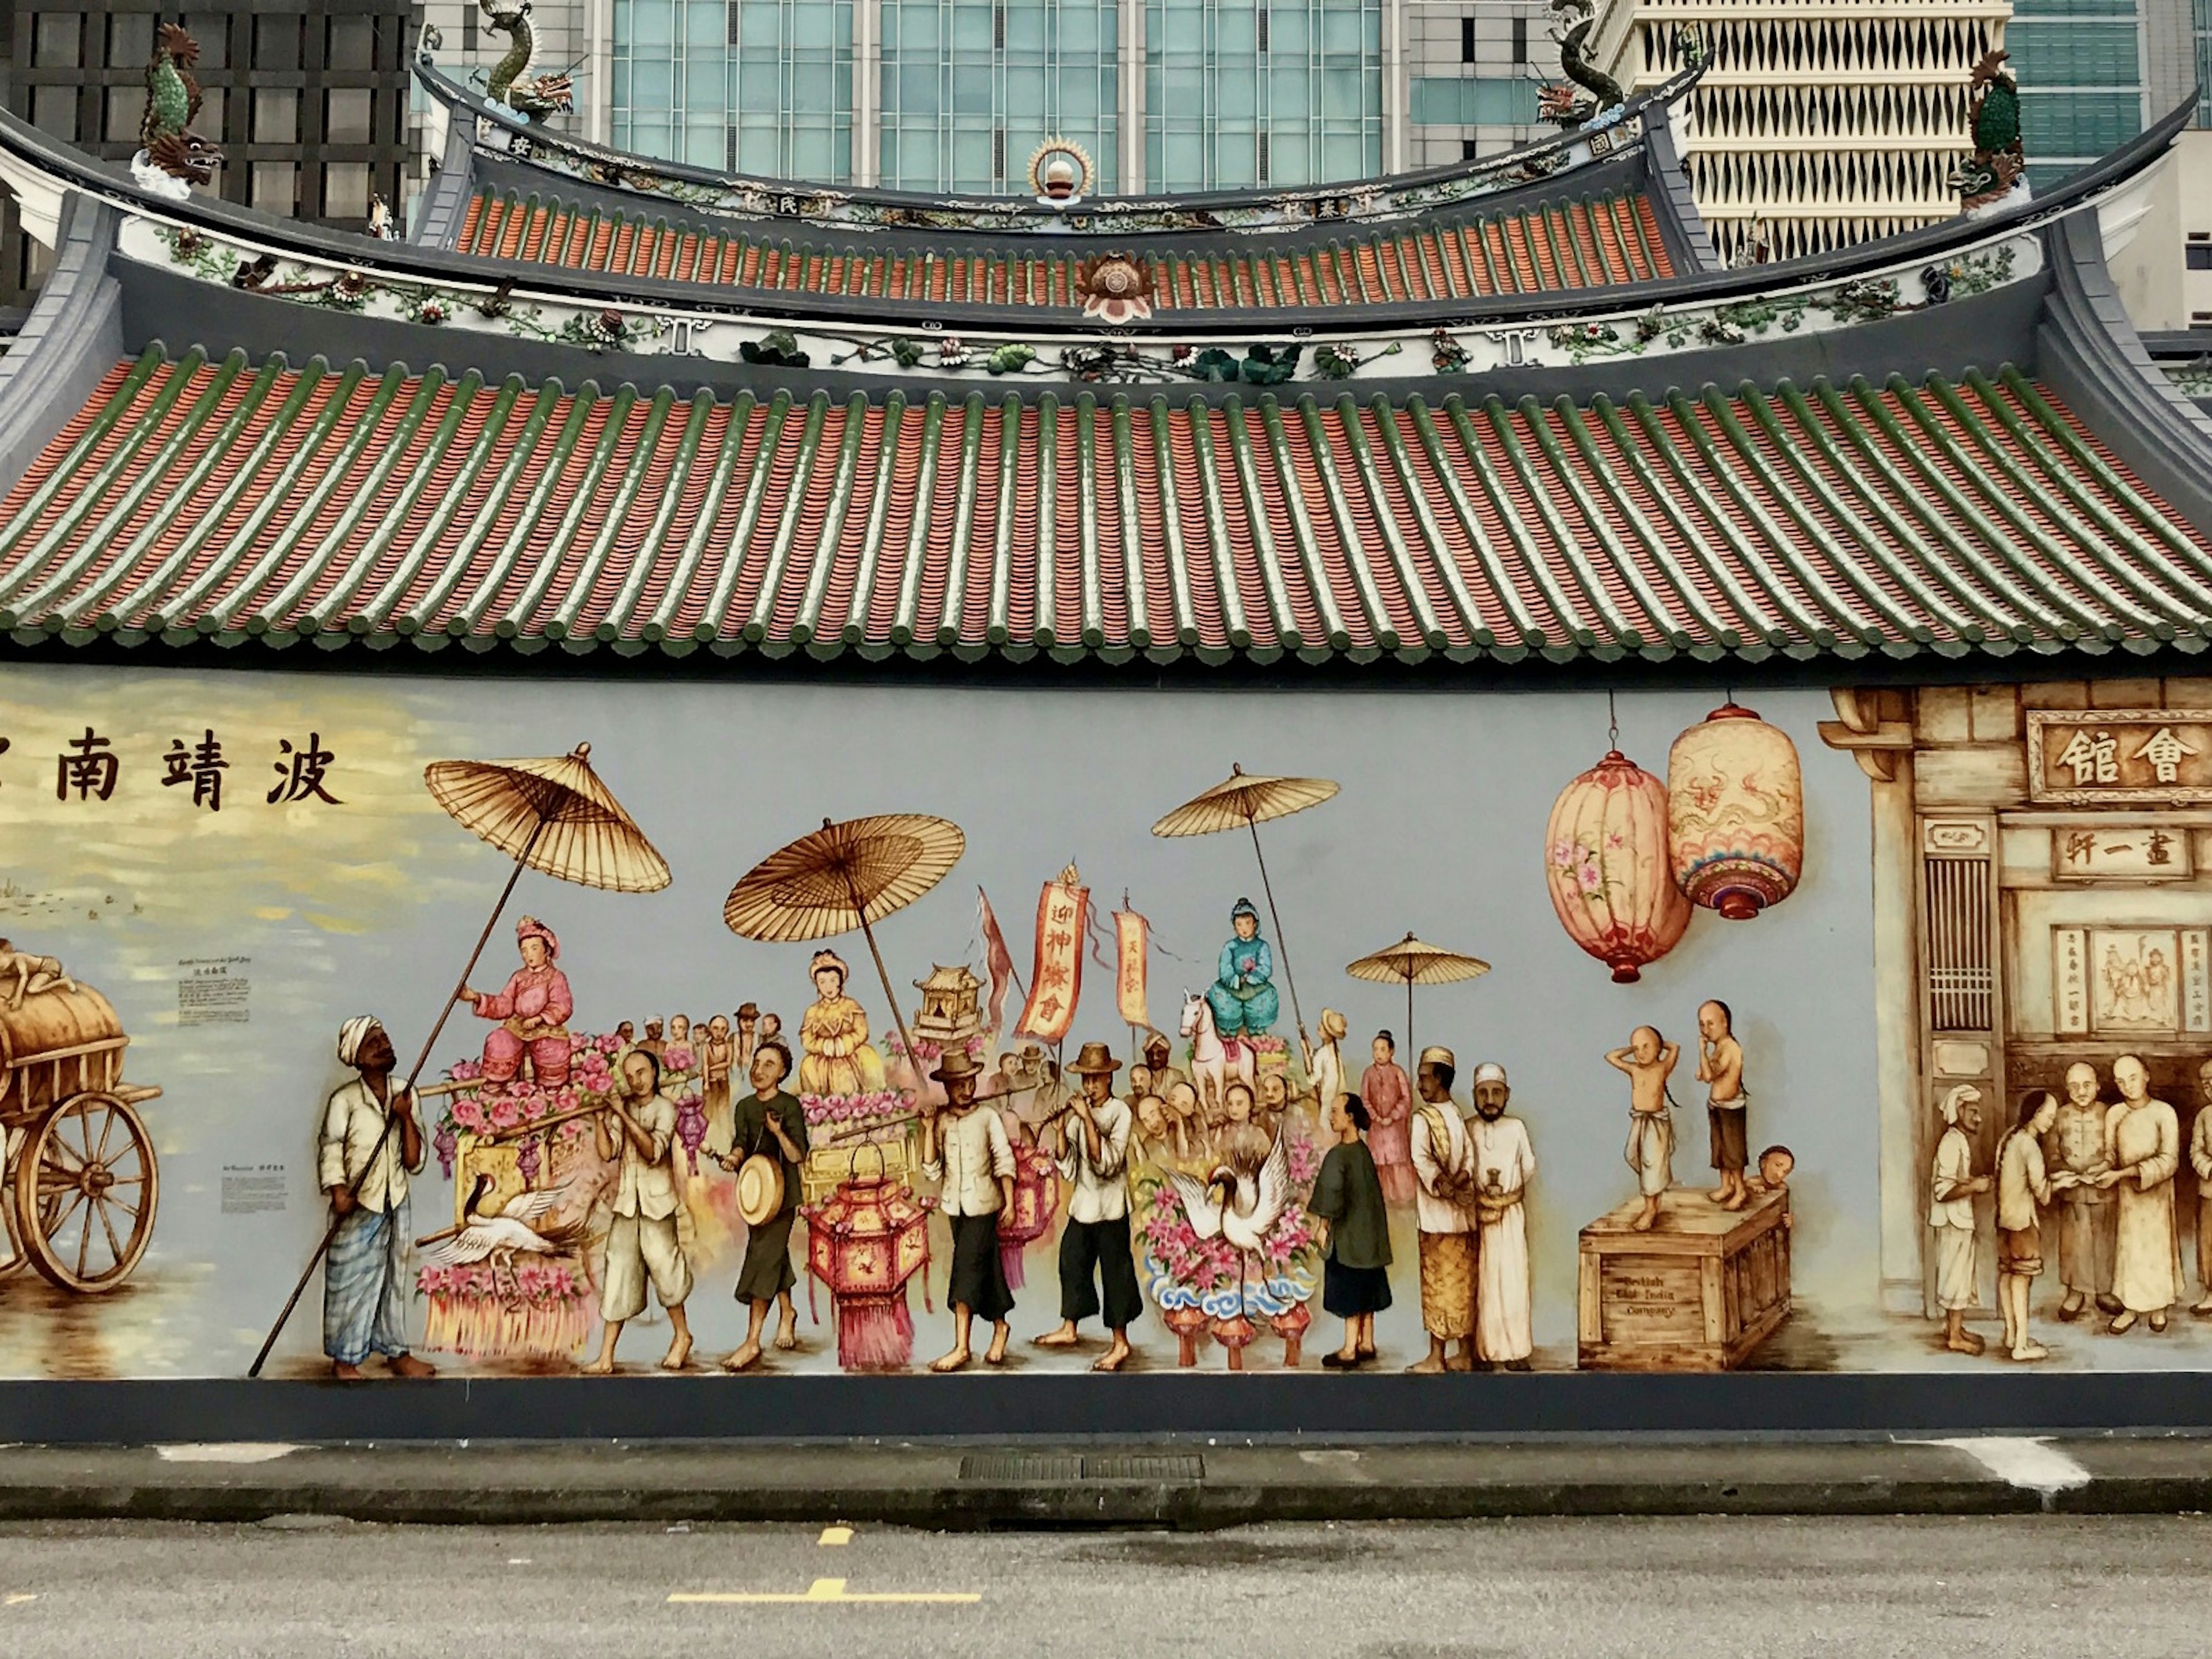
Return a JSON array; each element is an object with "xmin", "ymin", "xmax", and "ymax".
[{"xmin": 1310, "ymin": 1094, "xmax": 1392, "ymax": 1368}]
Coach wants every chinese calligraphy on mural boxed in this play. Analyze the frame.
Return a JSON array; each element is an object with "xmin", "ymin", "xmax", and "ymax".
[{"xmin": 2029, "ymin": 711, "xmax": 2212, "ymax": 802}]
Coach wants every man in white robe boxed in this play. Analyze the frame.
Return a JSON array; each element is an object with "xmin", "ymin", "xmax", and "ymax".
[
  {"xmin": 2099, "ymin": 1054, "xmax": 2181, "ymax": 1334},
  {"xmin": 1468, "ymin": 1062, "xmax": 1536, "ymax": 1370}
]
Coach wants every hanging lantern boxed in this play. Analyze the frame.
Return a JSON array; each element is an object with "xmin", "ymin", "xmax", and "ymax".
[
  {"xmin": 995, "ymin": 1139, "xmax": 1060, "ymax": 1290},
  {"xmin": 1545, "ymin": 747, "xmax": 1692, "ymax": 984},
  {"xmin": 801, "ymin": 1153, "xmax": 935, "ymax": 1372},
  {"xmin": 1668, "ymin": 701, "xmax": 1805, "ymax": 921}
]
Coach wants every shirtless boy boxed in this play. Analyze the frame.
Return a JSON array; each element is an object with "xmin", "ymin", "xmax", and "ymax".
[
  {"xmin": 1698, "ymin": 1000, "xmax": 1749, "ymax": 1211},
  {"xmin": 0, "ymin": 941, "xmax": 74, "ymax": 1010},
  {"xmin": 1607, "ymin": 1025, "xmax": 1680, "ymax": 1232}
]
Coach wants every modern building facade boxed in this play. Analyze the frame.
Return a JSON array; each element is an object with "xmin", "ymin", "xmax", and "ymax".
[
  {"xmin": 1400, "ymin": 0, "xmax": 1556, "ymax": 168},
  {"xmin": 1, "ymin": 0, "xmax": 422, "ymax": 305},
  {"xmin": 2006, "ymin": 0, "xmax": 2144, "ymax": 190},
  {"xmin": 1591, "ymin": 0, "xmax": 2009, "ymax": 263}
]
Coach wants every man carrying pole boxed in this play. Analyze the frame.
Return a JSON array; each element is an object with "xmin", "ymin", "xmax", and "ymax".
[{"xmin": 317, "ymin": 1016, "xmax": 436, "ymax": 1381}]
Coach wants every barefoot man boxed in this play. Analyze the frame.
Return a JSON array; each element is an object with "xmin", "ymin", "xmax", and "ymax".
[
  {"xmin": 1036, "ymin": 1041, "xmax": 1141, "ymax": 1371},
  {"xmin": 921, "ymin": 1048, "xmax": 1016, "ymax": 1371},
  {"xmin": 1698, "ymin": 1000, "xmax": 1749, "ymax": 1212},
  {"xmin": 318, "ymin": 1016, "xmax": 437, "ymax": 1380},
  {"xmin": 1931, "ymin": 1084, "xmax": 1991, "ymax": 1355},
  {"xmin": 1607, "ymin": 1025, "xmax": 1679, "ymax": 1232},
  {"xmin": 584, "ymin": 1048, "xmax": 694, "ymax": 1373},
  {"xmin": 720, "ymin": 1039, "xmax": 807, "ymax": 1372}
]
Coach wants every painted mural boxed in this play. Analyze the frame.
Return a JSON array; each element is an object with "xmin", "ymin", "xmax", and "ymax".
[{"xmin": 7, "ymin": 663, "xmax": 2212, "ymax": 1382}]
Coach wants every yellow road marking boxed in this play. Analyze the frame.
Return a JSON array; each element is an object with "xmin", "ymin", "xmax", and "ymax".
[
  {"xmin": 818, "ymin": 1526, "xmax": 853, "ymax": 1546},
  {"xmin": 5, "ymin": 1594, "xmax": 35, "ymax": 1606},
  {"xmin": 671, "ymin": 1578, "xmax": 979, "ymax": 1605}
]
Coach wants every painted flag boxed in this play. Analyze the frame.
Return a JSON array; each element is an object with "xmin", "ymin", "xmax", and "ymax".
[
  {"xmin": 978, "ymin": 887, "xmax": 1017, "ymax": 1036},
  {"xmin": 1113, "ymin": 907, "xmax": 1149, "ymax": 1029},
  {"xmin": 1016, "ymin": 864, "xmax": 1088, "ymax": 1046}
]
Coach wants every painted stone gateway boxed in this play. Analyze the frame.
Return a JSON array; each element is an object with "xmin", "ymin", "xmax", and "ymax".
[{"xmin": 0, "ymin": 41, "xmax": 2205, "ymax": 1416}]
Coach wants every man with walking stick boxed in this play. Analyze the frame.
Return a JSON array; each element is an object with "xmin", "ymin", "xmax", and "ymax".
[{"xmin": 317, "ymin": 1016, "xmax": 436, "ymax": 1380}]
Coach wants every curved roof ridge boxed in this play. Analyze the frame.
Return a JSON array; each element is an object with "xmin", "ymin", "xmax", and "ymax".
[{"xmin": 414, "ymin": 50, "xmax": 1708, "ymax": 241}]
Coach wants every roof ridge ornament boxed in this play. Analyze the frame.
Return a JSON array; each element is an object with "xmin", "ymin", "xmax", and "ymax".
[
  {"xmin": 1954, "ymin": 50, "xmax": 2029, "ymax": 218},
  {"xmin": 1538, "ymin": 0, "xmax": 1630, "ymax": 132},
  {"xmin": 1027, "ymin": 138, "xmax": 1093, "ymax": 210},
  {"xmin": 479, "ymin": 0, "xmax": 574, "ymax": 122},
  {"xmin": 132, "ymin": 24, "xmax": 222, "ymax": 201}
]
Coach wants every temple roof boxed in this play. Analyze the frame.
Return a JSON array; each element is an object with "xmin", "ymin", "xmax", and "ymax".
[
  {"xmin": 415, "ymin": 54, "xmax": 1711, "ymax": 248},
  {"xmin": 0, "ymin": 95, "xmax": 2205, "ymax": 677}
]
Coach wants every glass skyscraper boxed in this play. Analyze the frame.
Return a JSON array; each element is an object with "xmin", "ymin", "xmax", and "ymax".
[
  {"xmin": 611, "ymin": 0, "xmax": 1382, "ymax": 192},
  {"xmin": 2005, "ymin": 0, "xmax": 2146, "ymax": 189}
]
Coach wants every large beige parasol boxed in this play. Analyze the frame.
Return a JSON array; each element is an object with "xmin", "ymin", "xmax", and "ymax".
[
  {"xmin": 252, "ymin": 741, "xmax": 669, "ymax": 1376},
  {"xmin": 724, "ymin": 814, "xmax": 967, "ymax": 1062},
  {"xmin": 1152, "ymin": 763, "xmax": 1340, "ymax": 1045},
  {"xmin": 1345, "ymin": 931, "xmax": 1491, "ymax": 1072}
]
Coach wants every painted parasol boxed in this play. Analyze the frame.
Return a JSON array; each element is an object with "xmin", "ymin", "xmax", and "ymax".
[
  {"xmin": 1344, "ymin": 932, "xmax": 1491, "ymax": 1071},
  {"xmin": 1151, "ymin": 763, "xmax": 1339, "ymax": 1046},
  {"xmin": 723, "ymin": 814, "xmax": 967, "ymax": 1063},
  {"xmin": 250, "ymin": 742, "xmax": 669, "ymax": 1376}
]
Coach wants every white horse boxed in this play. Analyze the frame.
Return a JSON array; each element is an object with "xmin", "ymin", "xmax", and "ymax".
[{"xmin": 1181, "ymin": 989, "xmax": 1256, "ymax": 1119}]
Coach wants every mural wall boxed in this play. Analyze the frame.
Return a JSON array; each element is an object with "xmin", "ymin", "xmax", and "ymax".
[{"xmin": 3, "ymin": 661, "xmax": 2204, "ymax": 1384}]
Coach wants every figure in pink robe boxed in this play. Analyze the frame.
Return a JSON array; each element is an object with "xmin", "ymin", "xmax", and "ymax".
[{"xmin": 461, "ymin": 916, "xmax": 574, "ymax": 1087}]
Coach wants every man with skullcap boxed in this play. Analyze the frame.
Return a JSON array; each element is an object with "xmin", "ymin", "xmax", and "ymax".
[
  {"xmin": 1468, "ymin": 1062, "xmax": 1537, "ymax": 1369},
  {"xmin": 317, "ymin": 1016, "xmax": 435, "ymax": 1379}
]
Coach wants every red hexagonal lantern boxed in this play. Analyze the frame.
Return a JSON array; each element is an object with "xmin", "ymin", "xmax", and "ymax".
[
  {"xmin": 802, "ymin": 1159, "xmax": 935, "ymax": 1372},
  {"xmin": 1545, "ymin": 746, "xmax": 1692, "ymax": 983}
]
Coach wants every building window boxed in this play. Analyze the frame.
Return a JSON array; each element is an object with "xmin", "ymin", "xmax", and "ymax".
[
  {"xmin": 1461, "ymin": 16, "xmax": 1476, "ymax": 62},
  {"xmin": 33, "ymin": 13, "xmax": 81, "ymax": 69},
  {"xmin": 323, "ymin": 162, "xmax": 372, "ymax": 219},
  {"xmin": 993, "ymin": 128, "xmax": 1006, "ymax": 182},
  {"xmin": 1257, "ymin": 131, "xmax": 1270, "ymax": 182},
  {"xmin": 1512, "ymin": 16, "xmax": 1528, "ymax": 63},
  {"xmin": 327, "ymin": 14, "xmax": 377, "ymax": 72},
  {"xmin": 2187, "ymin": 244, "xmax": 2212, "ymax": 270},
  {"xmin": 253, "ymin": 16, "xmax": 302, "ymax": 71},
  {"xmin": 994, "ymin": 4, "xmax": 1006, "ymax": 47},
  {"xmin": 326, "ymin": 89, "xmax": 375, "ymax": 145},
  {"xmin": 253, "ymin": 89, "xmax": 301, "ymax": 145},
  {"xmin": 463, "ymin": 8, "xmax": 479, "ymax": 51},
  {"xmin": 106, "ymin": 13, "xmax": 154, "ymax": 70},
  {"xmin": 1461, "ymin": 138, "xmax": 1480, "ymax": 159},
  {"xmin": 1259, "ymin": 9, "xmax": 1270, "ymax": 51},
  {"xmin": 185, "ymin": 15, "xmax": 229, "ymax": 69},
  {"xmin": 251, "ymin": 162, "xmax": 299, "ymax": 215},
  {"xmin": 104, "ymin": 87, "xmax": 149, "ymax": 145},
  {"xmin": 30, "ymin": 85, "xmax": 78, "ymax": 142}
]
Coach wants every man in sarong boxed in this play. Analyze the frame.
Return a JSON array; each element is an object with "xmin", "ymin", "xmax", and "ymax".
[
  {"xmin": 1930, "ymin": 1084, "xmax": 1990, "ymax": 1355},
  {"xmin": 2044, "ymin": 1061, "xmax": 2122, "ymax": 1321},
  {"xmin": 2099, "ymin": 1054, "xmax": 2181, "ymax": 1335},
  {"xmin": 317, "ymin": 1016, "xmax": 435, "ymax": 1380},
  {"xmin": 1468, "ymin": 1062, "xmax": 1536, "ymax": 1370},
  {"xmin": 1406, "ymin": 1045, "xmax": 1477, "ymax": 1373}
]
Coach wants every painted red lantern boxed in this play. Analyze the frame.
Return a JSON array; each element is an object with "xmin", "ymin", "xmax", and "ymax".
[
  {"xmin": 995, "ymin": 1139, "xmax": 1060, "ymax": 1290},
  {"xmin": 1545, "ymin": 747, "xmax": 1692, "ymax": 983},
  {"xmin": 1668, "ymin": 701, "xmax": 1805, "ymax": 921},
  {"xmin": 802, "ymin": 1157, "xmax": 934, "ymax": 1372}
]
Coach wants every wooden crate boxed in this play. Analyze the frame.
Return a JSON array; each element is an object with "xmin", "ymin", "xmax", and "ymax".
[{"xmin": 1576, "ymin": 1186, "xmax": 1791, "ymax": 1371}]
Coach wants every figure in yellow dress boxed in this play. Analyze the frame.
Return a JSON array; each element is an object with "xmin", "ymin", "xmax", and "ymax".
[{"xmin": 798, "ymin": 949, "xmax": 887, "ymax": 1097}]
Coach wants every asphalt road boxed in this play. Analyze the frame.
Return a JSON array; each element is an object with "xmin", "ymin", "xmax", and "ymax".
[{"xmin": 2, "ymin": 1514, "xmax": 2210, "ymax": 1657}]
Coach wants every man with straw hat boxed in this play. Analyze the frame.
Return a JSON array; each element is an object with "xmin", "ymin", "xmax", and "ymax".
[
  {"xmin": 317, "ymin": 1016, "xmax": 435, "ymax": 1380},
  {"xmin": 921, "ymin": 1047, "xmax": 1017, "ymax": 1371},
  {"xmin": 1407, "ymin": 1044, "xmax": 1478, "ymax": 1373},
  {"xmin": 1036, "ymin": 1041, "xmax": 1141, "ymax": 1372},
  {"xmin": 718, "ymin": 1038, "xmax": 806, "ymax": 1372}
]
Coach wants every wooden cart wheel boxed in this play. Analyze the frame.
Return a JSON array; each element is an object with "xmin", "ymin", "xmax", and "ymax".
[{"xmin": 17, "ymin": 1092, "xmax": 158, "ymax": 1293}]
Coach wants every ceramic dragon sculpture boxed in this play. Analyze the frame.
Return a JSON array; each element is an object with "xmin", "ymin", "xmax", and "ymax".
[
  {"xmin": 133, "ymin": 23, "xmax": 224, "ymax": 199},
  {"xmin": 480, "ymin": 0, "xmax": 575, "ymax": 120},
  {"xmin": 1953, "ymin": 50, "xmax": 2028, "ymax": 215},
  {"xmin": 1536, "ymin": 0, "xmax": 1626, "ymax": 130}
]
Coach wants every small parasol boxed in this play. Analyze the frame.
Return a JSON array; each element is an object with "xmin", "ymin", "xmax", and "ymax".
[
  {"xmin": 250, "ymin": 742, "xmax": 669, "ymax": 1377},
  {"xmin": 1151, "ymin": 763, "xmax": 1339, "ymax": 1045},
  {"xmin": 1344, "ymin": 931, "xmax": 1491, "ymax": 1072},
  {"xmin": 724, "ymin": 814, "xmax": 967, "ymax": 1065}
]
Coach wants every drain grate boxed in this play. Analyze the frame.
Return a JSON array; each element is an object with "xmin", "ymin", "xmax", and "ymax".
[{"xmin": 958, "ymin": 1453, "xmax": 1205, "ymax": 1483}]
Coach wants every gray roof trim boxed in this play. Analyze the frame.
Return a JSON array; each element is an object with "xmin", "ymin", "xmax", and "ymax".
[
  {"xmin": 0, "ymin": 193, "xmax": 124, "ymax": 499},
  {"xmin": 410, "ymin": 111, "xmax": 479, "ymax": 253},
  {"xmin": 2036, "ymin": 212, "xmax": 2212, "ymax": 535},
  {"xmin": 1638, "ymin": 105, "xmax": 1724, "ymax": 276}
]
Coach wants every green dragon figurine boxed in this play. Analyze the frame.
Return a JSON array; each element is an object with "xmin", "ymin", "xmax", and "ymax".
[
  {"xmin": 1954, "ymin": 50, "xmax": 2027, "ymax": 213},
  {"xmin": 480, "ymin": 0, "xmax": 575, "ymax": 121},
  {"xmin": 1537, "ymin": 0, "xmax": 1626, "ymax": 130},
  {"xmin": 136, "ymin": 23, "xmax": 224, "ymax": 194}
]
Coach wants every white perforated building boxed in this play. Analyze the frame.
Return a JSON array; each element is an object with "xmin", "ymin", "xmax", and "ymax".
[{"xmin": 1590, "ymin": 0, "xmax": 2010, "ymax": 264}]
